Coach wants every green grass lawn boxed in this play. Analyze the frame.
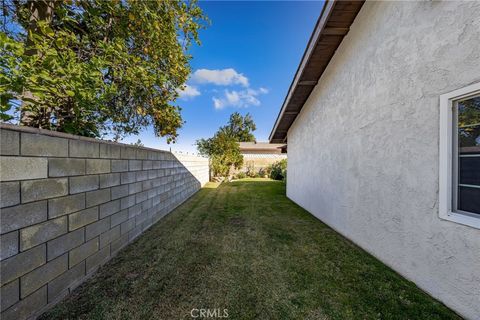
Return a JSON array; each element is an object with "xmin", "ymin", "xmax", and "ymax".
[{"xmin": 42, "ymin": 179, "xmax": 460, "ymax": 320}]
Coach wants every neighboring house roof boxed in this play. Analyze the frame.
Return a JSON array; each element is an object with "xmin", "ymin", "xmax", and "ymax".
[
  {"xmin": 243, "ymin": 153, "xmax": 288, "ymax": 159},
  {"xmin": 239, "ymin": 142, "xmax": 286, "ymax": 154},
  {"xmin": 269, "ymin": 0, "xmax": 365, "ymax": 143}
]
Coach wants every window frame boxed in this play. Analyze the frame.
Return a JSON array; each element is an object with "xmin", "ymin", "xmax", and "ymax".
[{"xmin": 439, "ymin": 82, "xmax": 480, "ymax": 229}]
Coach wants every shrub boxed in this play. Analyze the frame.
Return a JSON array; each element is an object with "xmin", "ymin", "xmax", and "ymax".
[
  {"xmin": 245, "ymin": 162, "xmax": 257, "ymax": 178},
  {"xmin": 269, "ymin": 159, "xmax": 287, "ymax": 181},
  {"xmin": 258, "ymin": 168, "xmax": 269, "ymax": 178},
  {"xmin": 236, "ymin": 172, "xmax": 246, "ymax": 179}
]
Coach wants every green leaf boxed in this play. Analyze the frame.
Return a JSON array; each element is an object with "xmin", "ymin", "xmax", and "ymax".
[{"xmin": 3, "ymin": 0, "xmax": 208, "ymax": 140}]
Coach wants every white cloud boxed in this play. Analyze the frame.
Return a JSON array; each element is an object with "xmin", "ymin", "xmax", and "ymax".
[
  {"xmin": 212, "ymin": 87, "xmax": 269, "ymax": 110},
  {"xmin": 191, "ymin": 68, "xmax": 249, "ymax": 87},
  {"xmin": 177, "ymin": 85, "xmax": 200, "ymax": 100},
  {"xmin": 258, "ymin": 87, "xmax": 269, "ymax": 94},
  {"xmin": 212, "ymin": 97, "xmax": 224, "ymax": 110},
  {"xmin": 186, "ymin": 67, "xmax": 268, "ymax": 108}
]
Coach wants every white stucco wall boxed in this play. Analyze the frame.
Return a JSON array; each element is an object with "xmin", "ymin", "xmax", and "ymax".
[
  {"xmin": 173, "ymin": 153, "xmax": 210, "ymax": 186},
  {"xmin": 287, "ymin": 1, "xmax": 480, "ymax": 319}
]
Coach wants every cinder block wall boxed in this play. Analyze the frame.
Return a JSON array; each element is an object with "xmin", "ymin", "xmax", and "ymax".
[{"xmin": 0, "ymin": 124, "xmax": 209, "ymax": 320}]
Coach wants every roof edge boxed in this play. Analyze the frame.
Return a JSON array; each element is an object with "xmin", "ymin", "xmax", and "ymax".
[
  {"xmin": 268, "ymin": 0, "xmax": 334, "ymax": 142},
  {"xmin": 269, "ymin": 0, "xmax": 364, "ymax": 143}
]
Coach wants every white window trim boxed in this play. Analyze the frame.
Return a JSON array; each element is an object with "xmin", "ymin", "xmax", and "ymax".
[{"xmin": 439, "ymin": 82, "xmax": 480, "ymax": 229}]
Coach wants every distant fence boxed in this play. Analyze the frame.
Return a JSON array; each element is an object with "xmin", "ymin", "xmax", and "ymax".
[
  {"xmin": 235, "ymin": 153, "xmax": 287, "ymax": 176},
  {"xmin": 0, "ymin": 124, "xmax": 209, "ymax": 320}
]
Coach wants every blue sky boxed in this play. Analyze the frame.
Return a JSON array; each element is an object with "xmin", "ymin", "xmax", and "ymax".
[{"xmin": 123, "ymin": 1, "xmax": 325, "ymax": 153}]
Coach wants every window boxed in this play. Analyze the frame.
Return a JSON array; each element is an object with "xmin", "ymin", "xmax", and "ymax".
[
  {"xmin": 454, "ymin": 95, "xmax": 480, "ymax": 214},
  {"xmin": 439, "ymin": 82, "xmax": 480, "ymax": 229}
]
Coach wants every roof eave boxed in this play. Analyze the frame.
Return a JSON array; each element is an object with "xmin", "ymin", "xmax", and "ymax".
[{"xmin": 269, "ymin": 0, "xmax": 365, "ymax": 143}]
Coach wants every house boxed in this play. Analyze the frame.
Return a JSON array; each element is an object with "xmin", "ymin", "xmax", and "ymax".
[
  {"xmin": 238, "ymin": 142, "xmax": 286, "ymax": 175},
  {"xmin": 269, "ymin": 1, "xmax": 480, "ymax": 319},
  {"xmin": 239, "ymin": 142, "xmax": 286, "ymax": 155}
]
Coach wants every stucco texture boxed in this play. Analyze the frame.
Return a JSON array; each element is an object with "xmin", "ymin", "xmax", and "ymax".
[{"xmin": 286, "ymin": 2, "xmax": 480, "ymax": 319}]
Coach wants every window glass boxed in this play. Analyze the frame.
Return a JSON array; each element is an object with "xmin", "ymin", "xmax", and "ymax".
[{"xmin": 456, "ymin": 96, "xmax": 480, "ymax": 214}]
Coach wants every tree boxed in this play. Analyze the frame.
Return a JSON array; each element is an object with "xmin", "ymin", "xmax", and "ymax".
[
  {"xmin": 197, "ymin": 131, "xmax": 243, "ymax": 177},
  {"xmin": 196, "ymin": 112, "xmax": 256, "ymax": 177},
  {"xmin": 1, "ymin": 0, "xmax": 207, "ymax": 142},
  {"xmin": 458, "ymin": 97, "xmax": 480, "ymax": 149},
  {"xmin": 219, "ymin": 112, "xmax": 256, "ymax": 142},
  {"xmin": 130, "ymin": 139, "xmax": 144, "ymax": 147}
]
